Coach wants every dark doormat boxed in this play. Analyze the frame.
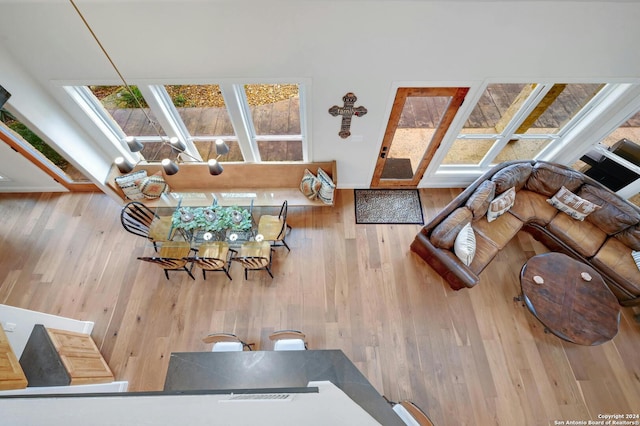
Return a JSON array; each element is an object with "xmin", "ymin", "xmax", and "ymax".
[
  {"xmin": 354, "ymin": 189, "xmax": 424, "ymax": 224},
  {"xmin": 380, "ymin": 158, "xmax": 414, "ymax": 179}
]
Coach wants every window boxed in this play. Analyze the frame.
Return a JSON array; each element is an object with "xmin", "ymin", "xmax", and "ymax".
[
  {"xmin": 0, "ymin": 108, "xmax": 89, "ymax": 183},
  {"xmin": 242, "ymin": 84, "xmax": 302, "ymax": 161},
  {"xmin": 71, "ymin": 81, "xmax": 307, "ymax": 165},
  {"xmin": 443, "ymin": 83, "xmax": 604, "ymax": 166},
  {"xmin": 573, "ymin": 108, "xmax": 640, "ymax": 206}
]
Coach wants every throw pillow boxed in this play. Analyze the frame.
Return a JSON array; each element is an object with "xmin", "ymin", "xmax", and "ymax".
[
  {"xmin": 317, "ymin": 168, "xmax": 336, "ymax": 205},
  {"xmin": 486, "ymin": 186, "xmax": 516, "ymax": 222},
  {"xmin": 547, "ymin": 186, "xmax": 601, "ymax": 221},
  {"xmin": 465, "ymin": 180, "xmax": 496, "ymax": 220},
  {"xmin": 632, "ymin": 250, "xmax": 640, "ymax": 272},
  {"xmin": 430, "ymin": 207, "xmax": 473, "ymax": 249},
  {"xmin": 114, "ymin": 170, "xmax": 147, "ymax": 201},
  {"xmin": 139, "ymin": 173, "xmax": 170, "ymax": 199},
  {"xmin": 299, "ymin": 169, "xmax": 322, "ymax": 200},
  {"xmin": 454, "ymin": 222, "xmax": 476, "ymax": 266}
]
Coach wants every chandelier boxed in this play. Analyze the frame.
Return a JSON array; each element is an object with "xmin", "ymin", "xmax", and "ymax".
[{"xmin": 70, "ymin": 0, "xmax": 228, "ymax": 176}]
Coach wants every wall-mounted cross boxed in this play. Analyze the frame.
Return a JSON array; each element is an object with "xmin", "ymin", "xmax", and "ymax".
[{"xmin": 328, "ymin": 92, "xmax": 368, "ymax": 139}]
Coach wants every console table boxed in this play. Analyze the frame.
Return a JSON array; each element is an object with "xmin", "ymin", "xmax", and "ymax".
[{"xmin": 519, "ymin": 252, "xmax": 621, "ymax": 345}]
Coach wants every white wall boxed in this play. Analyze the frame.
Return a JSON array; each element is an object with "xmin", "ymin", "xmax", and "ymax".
[
  {"xmin": 0, "ymin": 303, "xmax": 94, "ymax": 356},
  {"xmin": 0, "ymin": 0, "xmax": 639, "ymax": 189},
  {"xmin": 0, "ymin": 381, "xmax": 381, "ymax": 426}
]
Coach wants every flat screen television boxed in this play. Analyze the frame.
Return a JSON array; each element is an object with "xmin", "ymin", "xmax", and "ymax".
[{"xmin": 0, "ymin": 85, "xmax": 11, "ymax": 109}]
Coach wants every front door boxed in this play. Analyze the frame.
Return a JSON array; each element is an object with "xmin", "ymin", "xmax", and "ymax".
[{"xmin": 371, "ymin": 87, "xmax": 468, "ymax": 187}]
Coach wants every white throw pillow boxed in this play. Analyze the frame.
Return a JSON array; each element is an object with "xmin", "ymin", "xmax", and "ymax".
[
  {"xmin": 454, "ymin": 222, "xmax": 476, "ymax": 266},
  {"xmin": 632, "ymin": 250, "xmax": 640, "ymax": 272},
  {"xmin": 486, "ymin": 186, "xmax": 516, "ymax": 222},
  {"xmin": 316, "ymin": 168, "xmax": 336, "ymax": 205}
]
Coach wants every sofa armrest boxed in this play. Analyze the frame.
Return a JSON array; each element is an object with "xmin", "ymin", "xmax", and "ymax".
[{"xmin": 410, "ymin": 231, "xmax": 480, "ymax": 290}]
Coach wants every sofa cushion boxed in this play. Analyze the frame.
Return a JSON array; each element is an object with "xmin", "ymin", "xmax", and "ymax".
[
  {"xmin": 491, "ymin": 163, "xmax": 533, "ymax": 193},
  {"xmin": 525, "ymin": 162, "xmax": 584, "ymax": 197},
  {"xmin": 591, "ymin": 237, "xmax": 640, "ymax": 298},
  {"xmin": 465, "ymin": 180, "xmax": 496, "ymax": 221},
  {"xmin": 508, "ymin": 190, "xmax": 558, "ymax": 225},
  {"xmin": 547, "ymin": 212, "xmax": 607, "ymax": 258},
  {"xmin": 454, "ymin": 223, "xmax": 476, "ymax": 266},
  {"xmin": 430, "ymin": 207, "xmax": 473, "ymax": 250},
  {"xmin": 578, "ymin": 184, "xmax": 640, "ymax": 235},
  {"xmin": 614, "ymin": 224, "xmax": 640, "ymax": 251},
  {"xmin": 547, "ymin": 186, "xmax": 601, "ymax": 221},
  {"xmin": 487, "ymin": 187, "xmax": 516, "ymax": 222},
  {"xmin": 473, "ymin": 211, "xmax": 523, "ymax": 250},
  {"xmin": 468, "ymin": 232, "xmax": 500, "ymax": 275}
]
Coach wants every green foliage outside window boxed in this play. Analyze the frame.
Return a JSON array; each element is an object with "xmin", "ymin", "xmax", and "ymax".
[{"xmin": 0, "ymin": 108, "xmax": 69, "ymax": 168}]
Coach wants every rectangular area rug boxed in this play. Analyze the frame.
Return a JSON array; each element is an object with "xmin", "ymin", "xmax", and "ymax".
[{"xmin": 354, "ymin": 189, "xmax": 424, "ymax": 225}]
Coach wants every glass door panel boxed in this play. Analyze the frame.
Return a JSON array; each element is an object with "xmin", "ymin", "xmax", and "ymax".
[
  {"xmin": 382, "ymin": 96, "xmax": 450, "ymax": 179},
  {"xmin": 372, "ymin": 87, "xmax": 469, "ymax": 187},
  {"xmin": 244, "ymin": 84, "xmax": 302, "ymax": 161},
  {"xmin": 443, "ymin": 138, "xmax": 496, "ymax": 165},
  {"xmin": 494, "ymin": 138, "xmax": 552, "ymax": 162},
  {"xmin": 574, "ymin": 109, "xmax": 640, "ymax": 195},
  {"xmin": 519, "ymin": 84, "xmax": 603, "ymax": 135}
]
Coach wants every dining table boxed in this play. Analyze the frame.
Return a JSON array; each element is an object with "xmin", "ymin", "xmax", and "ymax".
[{"xmin": 151, "ymin": 193, "xmax": 260, "ymax": 249}]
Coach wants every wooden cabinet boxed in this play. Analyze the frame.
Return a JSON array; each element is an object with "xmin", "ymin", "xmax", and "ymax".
[
  {"xmin": 46, "ymin": 328, "xmax": 114, "ymax": 385},
  {"xmin": 0, "ymin": 327, "xmax": 28, "ymax": 390}
]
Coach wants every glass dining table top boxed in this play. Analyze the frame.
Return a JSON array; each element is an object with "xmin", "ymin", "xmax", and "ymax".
[{"xmin": 151, "ymin": 193, "xmax": 260, "ymax": 248}]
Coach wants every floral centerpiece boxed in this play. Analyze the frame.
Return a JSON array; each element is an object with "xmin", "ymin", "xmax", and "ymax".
[{"xmin": 171, "ymin": 205, "xmax": 252, "ymax": 233}]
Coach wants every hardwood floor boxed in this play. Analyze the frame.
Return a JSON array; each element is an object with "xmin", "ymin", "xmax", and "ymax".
[{"xmin": 1, "ymin": 189, "xmax": 639, "ymax": 425}]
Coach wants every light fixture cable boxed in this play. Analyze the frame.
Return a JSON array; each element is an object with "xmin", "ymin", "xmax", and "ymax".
[{"xmin": 70, "ymin": 0, "xmax": 226, "ymax": 173}]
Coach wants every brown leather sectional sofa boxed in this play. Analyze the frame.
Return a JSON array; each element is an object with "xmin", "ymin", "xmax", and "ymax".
[{"xmin": 410, "ymin": 160, "xmax": 640, "ymax": 307}]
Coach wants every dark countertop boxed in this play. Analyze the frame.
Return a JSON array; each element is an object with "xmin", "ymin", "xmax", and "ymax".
[{"xmin": 164, "ymin": 349, "xmax": 403, "ymax": 426}]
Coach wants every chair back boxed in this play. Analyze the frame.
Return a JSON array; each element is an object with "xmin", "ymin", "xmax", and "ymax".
[
  {"xmin": 269, "ymin": 330, "xmax": 307, "ymax": 350},
  {"xmin": 202, "ymin": 333, "xmax": 253, "ymax": 351},
  {"xmin": 121, "ymin": 202, "xmax": 155, "ymax": 237},
  {"xmin": 392, "ymin": 401, "xmax": 434, "ymax": 426},
  {"xmin": 137, "ymin": 256, "xmax": 188, "ymax": 269},
  {"xmin": 236, "ymin": 256, "xmax": 270, "ymax": 269},
  {"xmin": 193, "ymin": 242, "xmax": 230, "ymax": 271},
  {"xmin": 275, "ymin": 200, "xmax": 288, "ymax": 239}
]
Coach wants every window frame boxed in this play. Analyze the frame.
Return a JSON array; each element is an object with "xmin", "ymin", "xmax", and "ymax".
[{"xmin": 65, "ymin": 79, "xmax": 310, "ymax": 165}]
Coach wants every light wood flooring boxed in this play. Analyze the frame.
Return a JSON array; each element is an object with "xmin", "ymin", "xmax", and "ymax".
[{"xmin": 1, "ymin": 189, "xmax": 639, "ymax": 425}]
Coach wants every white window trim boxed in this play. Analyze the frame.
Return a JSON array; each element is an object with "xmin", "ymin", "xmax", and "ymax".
[{"xmin": 64, "ymin": 80, "xmax": 310, "ymax": 165}]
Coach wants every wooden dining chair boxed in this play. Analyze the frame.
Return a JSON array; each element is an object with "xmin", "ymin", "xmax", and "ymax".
[
  {"xmin": 189, "ymin": 241, "xmax": 237, "ymax": 280},
  {"xmin": 137, "ymin": 241, "xmax": 195, "ymax": 280},
  {"xmin": 232, "ymin": 241, "xmax": 274, "ymax": 280},
  {"xmin": 121, "ymin": 201, "xmax": 174, "ymax": 251},
  {"xmin": 391, "ymin": 400, "xmax": 435, "ymax": 426},
  {"xmin": 257, "ymin": 200, "xmax": 292, "ymax": 251},
  {"xmin": 268, "ymin": 330, "xmax": 307, "ymax": 350},
  {"xmin": 202, "ymin": 332, "xmax": 254, "ymax": 352}
]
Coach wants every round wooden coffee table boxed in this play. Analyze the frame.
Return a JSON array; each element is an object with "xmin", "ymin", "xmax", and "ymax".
[{"xmin": 519, "ymin": 252, "xmax": 620, "ymax": 346}]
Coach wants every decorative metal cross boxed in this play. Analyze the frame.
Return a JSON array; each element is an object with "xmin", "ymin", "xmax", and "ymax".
[{"xmin": 328, "ymin": 92, "xmax": 368, "ymax": 139}]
